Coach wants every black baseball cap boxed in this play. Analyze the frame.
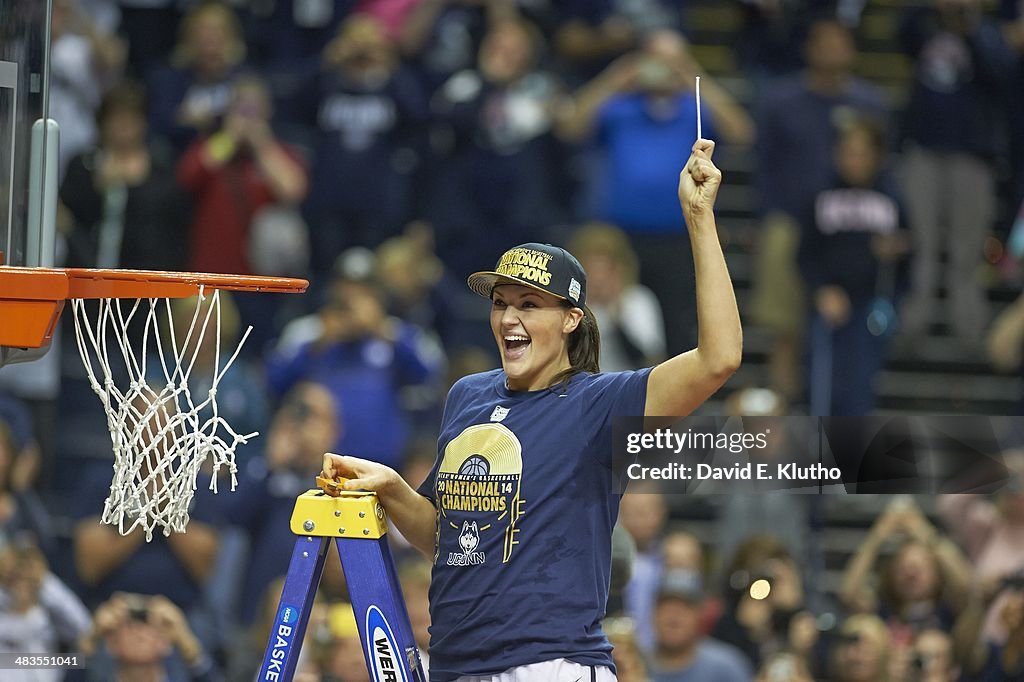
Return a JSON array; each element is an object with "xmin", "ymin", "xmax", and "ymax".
[{"xmin": 467, "ymin": 243, "xmax": 587, "ymax": 307}]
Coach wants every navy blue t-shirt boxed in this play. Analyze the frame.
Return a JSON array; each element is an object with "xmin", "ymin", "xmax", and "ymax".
[
  {"xmin": 417, "ymin": 368, "xmax": 651, "ymax": 681},
  {"xmin": 797, "ymin": 177, "xmax": 909, "ymax": 303}
]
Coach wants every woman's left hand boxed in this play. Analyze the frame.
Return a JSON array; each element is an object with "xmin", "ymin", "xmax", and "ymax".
[{"xmin": 678, "ymin": 139, "xmax": 721, "ymax": 219}]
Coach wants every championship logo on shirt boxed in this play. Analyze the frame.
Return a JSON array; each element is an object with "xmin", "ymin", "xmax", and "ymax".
[{"xmin": 437, "ymin": 423, "xmax": 525, "ymax": 565}]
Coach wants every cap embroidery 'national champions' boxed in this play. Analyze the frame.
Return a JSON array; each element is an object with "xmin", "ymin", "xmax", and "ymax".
[
  {"xmin": 467, "ymin": 242, "xmax": 588, "ymax": 307},
  {"xmin": 496, "ymin": 247, "xmax": 554, "ymax": 286}
]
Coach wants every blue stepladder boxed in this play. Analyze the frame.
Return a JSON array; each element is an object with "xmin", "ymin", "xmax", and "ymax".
[{"xmin": 257, "ymin": 478, "xmax": 427, "ymax": 682}]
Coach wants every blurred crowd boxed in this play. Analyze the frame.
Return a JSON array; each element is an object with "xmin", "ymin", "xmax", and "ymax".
[{"xmin": 1, "ymin": 0, "xmax": 1024, "ymax": 679}]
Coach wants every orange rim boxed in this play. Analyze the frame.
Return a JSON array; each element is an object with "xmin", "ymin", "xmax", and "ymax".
[
  {"xmin": 0, "ymin": 266, "xmax": 308, "ymax": 349},
  {"xmin": 65, "ymin": 268, "xmax": 309, "ymax": 298}
]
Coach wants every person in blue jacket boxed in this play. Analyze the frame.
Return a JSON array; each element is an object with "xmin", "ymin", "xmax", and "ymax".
[{"xmin": 322, "ymin": 139, "xmax": 741, "ymax": 682}]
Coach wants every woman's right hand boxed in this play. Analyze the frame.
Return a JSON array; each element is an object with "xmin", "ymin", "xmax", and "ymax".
[
  {"xmin": 678, "ymin": 139, "xmax": 721, "ymax": 220},
  {"xmin": 322, "ymin": 453, "xmax": 399, "ymax": 494}
]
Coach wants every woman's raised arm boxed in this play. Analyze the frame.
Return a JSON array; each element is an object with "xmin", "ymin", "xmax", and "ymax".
[{"xmin": 645, "ymin": 139, "xmax": 742, "ymax": 417}]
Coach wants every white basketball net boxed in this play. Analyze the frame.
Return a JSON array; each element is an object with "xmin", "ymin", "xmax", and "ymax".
[{"xmin": 71, "ymin": 289, "xmax": 256, "ymax": 540}]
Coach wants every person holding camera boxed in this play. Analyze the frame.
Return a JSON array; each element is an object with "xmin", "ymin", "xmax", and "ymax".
[
  {"xmin": 177, "ymin": 74, "xmax": 308, "ymax": 276},
  {"xmin": 81, "ymin": 592, "xmax": 220, "ymax": 681},
  {"xmin": 839, "ymin": 498, "xmax": 972, "ymax": 649},
  {"xmin": 267, "ymin": 251, "xmax": 445, "ymax": 470},
  {"xmin": 557, "ymin": 29, "xmax": 752, "ymax": 355}
]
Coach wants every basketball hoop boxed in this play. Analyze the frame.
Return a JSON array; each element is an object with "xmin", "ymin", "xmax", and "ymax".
[{"xmin": 0, "ymin": 266, "xmax": 307, "ymax": 540}]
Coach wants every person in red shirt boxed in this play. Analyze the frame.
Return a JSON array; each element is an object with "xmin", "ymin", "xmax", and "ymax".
[{"xmin": 177, "ymin": 75, "xmax": 308, "ymax": 275}]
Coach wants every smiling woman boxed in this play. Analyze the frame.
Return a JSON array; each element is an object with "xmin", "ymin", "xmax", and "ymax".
[{"xmin": 322, "ymin": 139, "xmax": 741, "ymax": 682}]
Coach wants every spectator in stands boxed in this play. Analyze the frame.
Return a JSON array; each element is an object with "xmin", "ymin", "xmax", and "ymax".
[
  {"xmin": 604, "ymin": 616, "xmax": 651, "ymax": 682},
  {"xmin": 839, "ymin": 498, "xmax": 972, "ymax": 647},
  {"xmin": 0, "ymin": 419, "xmax": 51, "ymax": 555},
  {"xmin": 49, "ymin": 0, "xmax": 126, "ymax": 179},
  {"xmin": 828, "ymin": 614, "xmax": 891, "ymax": 682},
  {"xmin": 0, "ymin": 541, "xmax": 92, "ymax": 674},
  {"xmin": 628, "ymin": 526, "xmax": 717, "ymax": 654},
  {"xmin": 61, "ymin": 82, "xmax": 189, "ymax": 271},
  {"xmin": 619, "ymin": 486, "xmax": 669, "ymax": 651},
  {"xmin": 713, "ymin": 534, "xmax": 819, "ymax": 673},
  {"xmin": 552, "ymin": 0, "xmax": 680, "ymax": 86},
  {"xmin": 374, "ymin": 223, "xmax": 468, "ymax": 352},
  {"xmin": 750, "ymin": 16, "xmax": 887, "ymax": 401},
  {"xmin": 648, "ymin": 568, "xmax": 754, "ymax": 681},
  {"xmin": 81, "ymin": 592, "xmax": 220, "ymax": 681},
  {"xmin": 267, "ymin": 257, "xmax": 443, "ymax": 469},
  {"xmin": 178, "ymin": 75, "xmax": 308, "ymax": 276},
  {"xmin": 896, "ymin": 0, "xmax": 1015, "ymax": 344},
  {"xmin": 660, "ymin": 528, "xmax": 725, "ymax": 640},
  {"xmin": 569, "ymin": 222, "xmax": 666, "ymax": 372},
  {"xmin": 71, "ymin": 460, "xmax": 223, "ymax": 617},
  {"xmin": 227, "ymin": 382, "xmax": 340, "ymax": 625},
  {"xmin": 148, "ymin": 1, "xmax": 247, "ymax": 153},
  {"xmin": 558, "ymin": 29, "xmax": 753, "ymax": 354},
  {"xmin": 938, "ymin": 454, "xmax": 1024, "ymax": 642},
  {"xmin": 799, "ymin": 117, "xmax": 909, "ymax": 416},
  {"xmin": 428, "ymin": 17, "xmax": 565, "ymax": 275},
  {"xmin": 398, "ymin": 0, "xmax": 518, "ymax": 95},
  {"xmin": 304, "ymin": 14, "xmax": 428, "ymax": 276}
]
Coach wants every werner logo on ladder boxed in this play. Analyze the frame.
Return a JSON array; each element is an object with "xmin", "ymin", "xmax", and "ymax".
[
  {"xmin": 366, "ymin": 605, "xmax": 409, "ymax": 682},
  {"xmin": 257, "ymin": 476, "xmax": 426, "ymax": 682}
]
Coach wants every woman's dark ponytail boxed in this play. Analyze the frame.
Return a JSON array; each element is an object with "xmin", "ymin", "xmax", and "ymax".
[{"xmin": 551, "ymin": 305, "xmax": 601, "ymax": 387}]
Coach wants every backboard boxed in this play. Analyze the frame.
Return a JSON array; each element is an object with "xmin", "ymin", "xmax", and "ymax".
[
  {"xmin": 0, "ymin": 0, "xmax": 55, "ymax": 269},
  {"xmin": 0, "ymin": 0, "xmax": 59, "ymax": 367}
]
